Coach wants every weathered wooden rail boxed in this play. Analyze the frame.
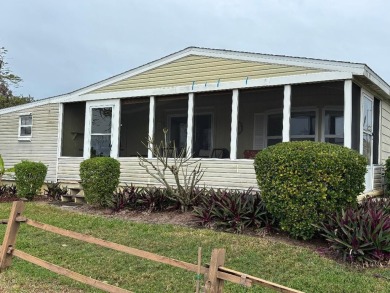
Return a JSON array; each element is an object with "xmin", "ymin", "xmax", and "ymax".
[{"xmin": 0, "ymin": 201, "xmax": 304, "ymax": 293}]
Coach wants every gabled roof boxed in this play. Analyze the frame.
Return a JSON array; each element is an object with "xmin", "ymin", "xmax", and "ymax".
[{"xmin": 1, "ymin": 46, "xmax": 389, "ymax": 115}]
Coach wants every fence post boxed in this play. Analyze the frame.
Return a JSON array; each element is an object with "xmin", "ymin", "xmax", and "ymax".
[
  {"xmin": 205, "ymin": 248, "xmax": 226, "ymax": 293},
  {"xmin": 0, "ymin": 201, "xmax": 25, "ymax": 272}
]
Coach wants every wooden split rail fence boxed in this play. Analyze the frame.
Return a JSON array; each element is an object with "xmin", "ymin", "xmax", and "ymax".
[{"xmin": 0, "ymin": 201, "xmax": 303, "ymax": 293}]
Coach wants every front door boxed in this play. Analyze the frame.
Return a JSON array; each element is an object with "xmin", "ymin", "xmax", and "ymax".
[
  {"xmin": 362, "ymin": 94, "xmax": 374, "ymax": 192},
  {"xmin": 84, "ymin": 100, "xmax": 120, "ymax": 159}
]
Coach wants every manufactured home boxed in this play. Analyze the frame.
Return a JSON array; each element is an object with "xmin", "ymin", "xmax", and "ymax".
[{"xmin": 0, "ymin": 47, "xmax": 389, "ymax": 194}]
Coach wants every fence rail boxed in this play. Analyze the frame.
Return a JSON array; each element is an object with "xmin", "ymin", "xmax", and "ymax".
[{"xmin": 0, "ymin": 201, "xmax": 303, "ymax": 293}]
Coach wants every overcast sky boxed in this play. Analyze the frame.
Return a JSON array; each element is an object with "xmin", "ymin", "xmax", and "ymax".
[{"xmin": 2, "ymin": 0, "xmax": 390, "ymax": 100}]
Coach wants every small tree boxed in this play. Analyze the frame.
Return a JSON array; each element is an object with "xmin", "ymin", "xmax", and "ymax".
[{"xmin": 138, "ymin": 129, "xmax": 205, "ymax": 212}]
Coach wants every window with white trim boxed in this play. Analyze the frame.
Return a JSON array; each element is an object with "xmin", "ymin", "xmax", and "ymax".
[
  {"xmin": 266, "ymin": 113, "xmax": 282, "ymax": 146},
  {"xmin": 290, "ymin": 111, "xmax": 316, "ymax": 141},
  {"xmin": 19, "ymin": 114, "xmax": 32, "ymax": 140},
  {"xmin": 324, "ymin": 110, "xmax": 344, "ymax": 145},
  {"xmin": 90, "ymin": 107, "xmax": 112, "ymax": 157},
  {"xmin": 265, "ymin": 111, "xmax": 316, "ymax": 146}
]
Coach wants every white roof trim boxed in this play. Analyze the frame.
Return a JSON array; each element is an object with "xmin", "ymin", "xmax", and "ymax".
[
  {"xmin": 190, "ymin": 47, "xmax": 367, "ymax": 74},
  {"xmin": 0, "ymin": 47, "xmax": 389, "ymax": 115},
  {"xmin": 0, "ymin": 94, "xmax": 72, "ymax": 115},
  {"xmin": 363, "ymin": 67, "xmax": 390, "ymax": 96}
]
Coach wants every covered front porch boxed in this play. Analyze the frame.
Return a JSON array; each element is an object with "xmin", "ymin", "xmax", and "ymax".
[{"xmin": 59, "ymin": 79, "xmax": 381, "ymax": 191}]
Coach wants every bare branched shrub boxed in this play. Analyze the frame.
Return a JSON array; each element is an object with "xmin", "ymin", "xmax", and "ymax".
[{"xmin": 138, "ymin": 129, "xmax": 205, "ymax": 212}]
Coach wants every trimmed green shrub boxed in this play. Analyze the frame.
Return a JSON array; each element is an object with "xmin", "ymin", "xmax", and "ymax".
[
  {"xmin": 80, "ymin": 157, "xmax": 120, "ymax": 207},
  {"xmin": 385, "ymin": 157, "xmax": 390, "ymax": 196},
  {"xmin": 14, "ymin": 160, "xmax": 48, "ymax": 200},
  {"xmin": 0, "ymin": 155, "xmax": 4, "ymax": 180},
  {"xmin": 254, "ymin": 141, "xmax": 367, "ymax": 239}
]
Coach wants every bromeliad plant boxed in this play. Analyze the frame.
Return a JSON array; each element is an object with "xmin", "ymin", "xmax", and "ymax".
[
  {"xmin": 317, "ymin": 198, "xmax": 390, "ymax": 263},
  {"xmin": 44, "ymin": 181, "xmax": 68, "ymax": 201},
  {"xmin": 112, "ymin": 185, "xmax": 177, "ymax": 212},
  {"xmin": 192, "ymin": 188, "xmax": 275, "ymax": 233}
]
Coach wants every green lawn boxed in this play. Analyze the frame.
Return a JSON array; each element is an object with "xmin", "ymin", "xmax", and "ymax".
[{"xmin": 0, "ymin": 202, "xmax": 389, "ymax": 293}]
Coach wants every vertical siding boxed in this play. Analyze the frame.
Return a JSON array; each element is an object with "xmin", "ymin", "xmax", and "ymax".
[
  {"xmin": 0, "ymin": 103, "xmax": 59, "ymax": 181},
  {"xmin": 381, "ymin": 101, "xmax": 390, "ymax": 163}
]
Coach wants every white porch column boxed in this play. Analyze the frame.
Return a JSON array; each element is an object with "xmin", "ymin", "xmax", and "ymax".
[
  {"xmin": 230, "ymin": 89, "xmax": 239, "ymax": 160},
  {"xmin": 282, "ymin": 85, "xmax": 291, "ymax": 142},
  {"xmin": 344, "ymin": 80, "xmax": 352, "ymax": 148},
  {"xmin": 186, "ymin": 93, "xmax": 194, "ymax": 157},
  {"xmin": 147, "ymin": 96, "xmax": 155, "ymax": 159}
]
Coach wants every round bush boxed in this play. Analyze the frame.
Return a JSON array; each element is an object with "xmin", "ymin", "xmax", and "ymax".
[
  {"xmin": 254, "ymin": 141, "xmax": 367, "ymax": 239},
  {"xmin": 14, "ymin": 160, "xmax": 48, "ymax": 200},
  {"xmin": 80, "ymin": 157, "xmax": 120, "ymax": 207}
]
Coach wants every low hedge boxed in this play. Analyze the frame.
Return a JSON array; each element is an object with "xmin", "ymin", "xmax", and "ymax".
[
  {"xmin": 254, "ymin": 141, "xmax": 367, "ymax": 239},
  {"xmin": 80, "ymin": 157, "xmax": 120, "ymax": 207}
]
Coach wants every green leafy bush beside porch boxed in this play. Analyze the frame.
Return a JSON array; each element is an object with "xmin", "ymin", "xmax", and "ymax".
[
  {"xmin": 384, "ymin": 157, "xmax": 390, "ymax": 196},
  {"xmin": 14, "ymin": 160, "xmax": 47, "ymax": 200},
  {"xmin": 80, "ymin": 157, "xmax": 120, "ymax": 207},
  {"xmin": 254, "ymin": 141, "xmax": 367, "ymax": 239}
]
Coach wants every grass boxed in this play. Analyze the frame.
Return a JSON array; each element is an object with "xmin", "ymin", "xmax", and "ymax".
[{"xmin": 0, "ymin": 202, "xmax": 388, "ymax": 292}]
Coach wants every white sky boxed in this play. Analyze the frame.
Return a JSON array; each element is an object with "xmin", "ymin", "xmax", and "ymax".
[{"xmin": 2, "ymin": 0, "xmax": 390, "ymax": 99}]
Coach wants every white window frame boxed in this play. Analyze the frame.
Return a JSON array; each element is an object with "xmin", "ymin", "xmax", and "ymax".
[
  {"xmin": 321, "ymin": 107, "xmax": 344, "ymax": 144},
  {"xmin": 84, "ymin": 99, "xmax": 120, "ymax": 159},
  {"xmin": 263, "ymin": 107, "xmax": 319, "ymax": 147},
  {"xmin": 290, "ymin": 108, "xmax": 318, "ymax": 141},
  {"xmin": 18, "ymin": 113, "xmax": 33, "ymax": 141},
  {"xmin": 360, "ymin": 91, "xmax": 374, "ymax": 164}
]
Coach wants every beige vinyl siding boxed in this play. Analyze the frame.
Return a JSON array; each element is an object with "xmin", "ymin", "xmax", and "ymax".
[
  {"xmin": 381, "ymin": 100, "xmax": 390, "ymax": 163},
  {"xmin": 121, "ymin": 158, "xmax": 258, "ymax": 190},
  {"xmin": 0, "ymin": 103, "xmax": 59, "ymax": 181},
  {"xmin": 91, "ymin": 55, "xmax": 324, "ymax": 94},
  {"xmin": 58, "ymin": 157, "xmax": 258, "ymax": 190},
  {"xmin": 57, "ymin": 157, "xmax": 84, "ymax": 182},
  {"xmin": 373, "ymin": 165, "xmax": 383, "ymax": 190}
]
